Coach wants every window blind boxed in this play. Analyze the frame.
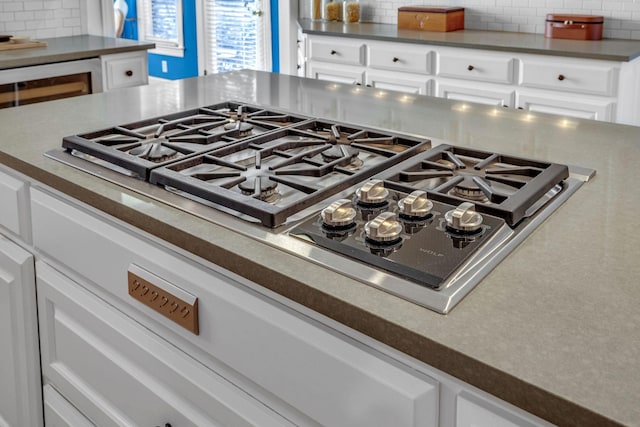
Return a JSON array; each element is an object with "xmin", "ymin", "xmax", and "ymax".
[{"xmin": 203, "ymin": 0, "xmax": 267, "ymax": 74}]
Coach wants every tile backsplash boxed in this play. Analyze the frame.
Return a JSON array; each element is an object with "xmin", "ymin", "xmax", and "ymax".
[
  {"xmin": 301, "ymin": 0, "xmax": 640, "ymax": 40},
  {"xmin": 0, "ymin": 0, "xmax": 83, "ymax": 39}
]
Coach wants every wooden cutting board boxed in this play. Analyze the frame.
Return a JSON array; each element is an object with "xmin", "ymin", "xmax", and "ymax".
[{"xmin": 0, "ymin": 40, "xmax": 47, "ymax": 51}]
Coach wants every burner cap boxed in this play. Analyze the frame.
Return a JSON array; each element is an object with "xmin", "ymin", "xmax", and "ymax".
[
  {"xmin": 224, "ymin": 121, "xmax": 254, "ymax": 137},
  {"xmin": 453, "ymin": 176, "xmax": 486, "ymax": 201},
  {"xmin": 129, "ymin": 142, "xmax": 177, "ymax": 162},
  {"xmin": 322, "ymin": 144, "xmax": 359, "ymax": 161},
  {"xmin": 238, "ymin": 176, "xmax": 279, "ymax": 202}
]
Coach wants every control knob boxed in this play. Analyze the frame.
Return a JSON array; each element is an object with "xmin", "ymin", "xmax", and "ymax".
[
  {"xmin": 444, "ymin": 202, "xmax": 483, "ymax": 233},
  {"xmin": 365, "ymin": 212, "xmax": 403, "ymax": 243},
  {"xmin": 321, "ymin": 198, "xmax": 356, "ymax": 227},
  {"xmin": 398, "ymin": 190, "xmax": 433, "ymax": 218},
  {"xmin": 356, "ymin": 179, "xmax": 389, "ymax": 205}
]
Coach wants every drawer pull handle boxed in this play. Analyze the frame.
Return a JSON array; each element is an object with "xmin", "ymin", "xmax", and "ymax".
[
  {"xmin": 330, "ymin": 50, "xmax": 337, "ymax": 55},
  {"xmin": 392, "ymin": 57, "xmax": 399, "ymax": 63},
  {"xmin": 558, "ymin": 74, "xmax": 565, "ymax": 81},
  {"xmin": 125, "ymin": 70, "xmax": 133, "ymax": 77},
  {"xmin": 128, "ymin": 264, "xmax": 199, "ymax": 335},
  {"xmin": 467, "ymin": 65, "xmax": 474, "ymax": 71}
]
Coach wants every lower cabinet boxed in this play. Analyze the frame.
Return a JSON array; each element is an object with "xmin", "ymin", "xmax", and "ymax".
[
  {"xmin": 43, "ymin": 385, "xmax": 94, "ymax": 427},
  {"xmin": 0, "ymin": 235, "xmax": 42, "ymax": 427},
  {"xmin": 37, "ymin": 260, "xmax": 294, "ymax": 427},
  {"xmin": 517, "ymin": 90, "xmax": 615, "ymax": 121}
]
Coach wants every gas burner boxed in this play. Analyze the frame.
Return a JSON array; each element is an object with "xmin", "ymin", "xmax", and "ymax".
[
  {"xmin": 321, "ymin": 144, "xmax": 364, "ymax": 170},
  {"xmin": 223, "ymin": 121, "xmax": 254, "ymax": 137},
  {"xmin": 238, "ymin": 176, "xmax": 280, "ymax": 203},
  {"xmin": 452, "ymin": 176, "xmax": 489, "ymax": 201},
  {"xmin": 129, "ymin": 143, "xmax": 178, "ymax": 162}
]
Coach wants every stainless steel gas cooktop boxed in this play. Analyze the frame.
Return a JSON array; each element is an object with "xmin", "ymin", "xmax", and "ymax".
[{"xmin": 46, "ymin": 100, "xmax": 595, "ymax": 313}]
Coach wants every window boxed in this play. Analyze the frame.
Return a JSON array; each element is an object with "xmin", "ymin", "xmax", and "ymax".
[
  {"xmin": 203, "ymin": 0, "xmax": 270, "ymax": 74},
  {"xmin": 138, "ymin": 0, "xmax": 185, "ymax": 57}
]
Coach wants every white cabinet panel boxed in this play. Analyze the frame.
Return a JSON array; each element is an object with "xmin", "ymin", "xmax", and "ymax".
[
  {"xmin": 43, "ymin": 385, "xmax": 95, "ymax": 427},
  {"xmin": 37, "ymin": 261, "xmax": 293, "ymax": 427},
  {"xmin": 438, "ymin": 49, "xmax": 516, "ymax": 84},
  {"xmin": 101, "ymin": 51, "xmax": 148, "ymax": 91},
  {"xmin": 518, "ymin": 91, "xmax": 614, "ymax": 121},
  {"xmin": 367, "ymin": 71, "xmax": 432, "ymax": 95},
  {"xmin": 437, "ymin": 80, "xmax": 516, "ymax": 107},
  {"xmin": 457, "ymin": 391, "xmax": 553, "ymax": 427},
  {"xmin": 308, "ymin": 36, "xmax": 365, "ymax": 66},
  {"xmin": 368, "ymin": 41, "xmax": 433, "ymax": 74},
  {"xmin": 31, "ymin": 187, "xmax": 439, "ymax": 427},
  {"xmin": 520, "ymin": 56, "xmax": 618, "ymax": 96},
  {"xmin": 0, "ymin": 236, "xmax": 42, "ymax": 427},
  {"xmin": 307, "ymin": 62, "xmax": 365, "ymax": 84},
  {"xmin": 0, "ymin": 167, "xmax": 30, "ymax": 240}
]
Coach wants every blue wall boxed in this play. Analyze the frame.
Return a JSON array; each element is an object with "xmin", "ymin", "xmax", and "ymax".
[{"xmin": 148, "ymin": 0, "xmax": 199, "ymax": 79}]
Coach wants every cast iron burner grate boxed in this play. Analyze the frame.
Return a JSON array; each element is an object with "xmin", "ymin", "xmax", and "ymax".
[
  {"xmin": 149, "ymin": 125, "xmax": 431, "ymax": 227},
  {"xmin": 61, "ymin": 101, "xmax": 309, "ymax": 180},
  {"xmin": 382, "ymin": 145, "xmax": 570, "ymax": 226}
]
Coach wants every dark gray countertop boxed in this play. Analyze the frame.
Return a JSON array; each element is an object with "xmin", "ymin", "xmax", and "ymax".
[
  {"xmin": 0, "ymin": 35, "xmax": 155, "ymax": 70},
  {"xmin": 1, "ymin": 71, "xmax": 639, "ymax": 427},
  {"xmin": 300, "ymin": 19, "xmax": 640, "ymax": 61}
]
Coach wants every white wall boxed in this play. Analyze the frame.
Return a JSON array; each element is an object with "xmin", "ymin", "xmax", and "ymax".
[
  {"xmin": 0, "ymin": 0, "xmax": 84, "ymax": 38},
  {"xmin": 300, "ymin": 0, "xmax": 640, "ymax": 40}
]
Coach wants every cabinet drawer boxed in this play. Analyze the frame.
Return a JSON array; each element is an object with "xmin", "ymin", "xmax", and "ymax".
[
  {"xmin": 457, "ymin": 391, "xmax": 553, "ymax": 427},
  {"xmin": 438, "ymin": 51, "xmax": 515, "ymax": 84},
  {"xmin": 308, "ymin": 36, "xmax": 365, "ymax": 66},
  {"xmin": 369, "ymin": 42, "xmax": 432, "ymax": 74},
  {"xmin": 43, "ymin": 385, "xmax": 95, "ymax": 427},
  {"xmin": 520, "ymin": 57, "xmax": 618, "ymax": 96},
  {"xmin": 0, "ymin": 167, "xmax": 30, "ymax": 240},
  {"xmin": 518, "ymin": 90, "xmax": 614, "ymax": 121},
  {"xmin": 101, "ymin": 51, "xmax": 148, "ymax": 91},
  {"xmin": 37, "ymin": 261, "xmax": 292, "ymax": 427},
  {"xmin": 31, "ymin": 188, "xmax": 439, "ymax": 427}
]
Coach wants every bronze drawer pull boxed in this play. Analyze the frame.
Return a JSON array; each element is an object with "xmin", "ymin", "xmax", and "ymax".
[
  {"xmin": 558, "ymin": 74, "xmax": 566, "ymax": 81},
  {"xmin": 125, "ymin": 70, "xmax": 133, "ymax": 77},
  {"xmin": 330, "ymin": 49, "xmax": 337, "ymax": 55},
  {"xmin": 467, "ymin": 65, "xmax": 474, "ymax": 71},
  {"xmin": 393, "ymin": 57, "xmax": 399, "ymax": 63}
]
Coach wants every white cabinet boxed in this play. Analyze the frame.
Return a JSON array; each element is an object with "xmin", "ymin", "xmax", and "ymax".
[
  {"xmin": 456, "ymin": 390, "xmax": 553, "ymax": 427},
  {"xmin": 101, "ymin": 51, "xmax": 149, "ymax": 91},
  {"xmin": 0, "ymin": 236, "xmax": 42, "ymax": 427},
  {"xmin": 305, "ymin": 33, "xmax": 640, "ymax": 125},
  {"xmin": 0, "ymin": 167, "xmax": 31, "ymax": 241},
  {"xmin": 43, "ymin": 385, "xmax": 95, "ymax": 427},
  {"xmin": 31, "ymin": 187, "xmax": 440, "ymax": 427},
  {"xmin": 37, "ymin": 261, "xmax": 292, "ymax": 427}
]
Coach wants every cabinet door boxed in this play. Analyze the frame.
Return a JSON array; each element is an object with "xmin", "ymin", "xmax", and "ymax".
[
  {"xmin": 37, "ymin": 261, "xmax": 293, "ymax": 427},
  {"xmin": 437, "ymin": 80, "xmax": 516, "ymax": 107},
  {"xmin": 517, "ymin": 90, "xmax": 614, "ymax": 121},
  {"xmin": 307, "ymin": 62, "xmax": 365, "ymax": 85},
  {"xmin": 0, "ymin": 167, "xmax": 30, "ymax": 240},
  {"xmin": 0, "ymin": 236, "xmax": 42, "ymax": 427},
  {"xmin": 367, "ymin": 71, "xmax": 432, "ymax": 95}
]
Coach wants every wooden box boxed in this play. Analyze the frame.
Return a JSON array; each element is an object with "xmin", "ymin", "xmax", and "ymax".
[
  {"xmin": 545, "ymin": 14, "xmax": 603, "ymax": 40},
  {"xmin": 398, "ymin": 6, "xmax": 464, "ymax": 32}
]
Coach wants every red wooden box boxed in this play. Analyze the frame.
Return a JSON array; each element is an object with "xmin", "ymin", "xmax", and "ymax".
[{"xmin": 545, "ymin": 14, "xmax": 603, "ymax": 40}]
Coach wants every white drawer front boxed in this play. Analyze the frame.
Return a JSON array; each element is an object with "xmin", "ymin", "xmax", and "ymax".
[
  {"xmin": 37, "ymin": 262, "xmax": 293, "ymax": 427},
  {"xmin": 0, "ymin": 168, "xmax": 29, "ymax": 239},
  {"xmin": 31, "ymin": 188, "xmax": 439, "ymax": 427},
  {"xmin": 520, "ymin": 57, "xmax": 618, "ymax": 96},
  {"xmin": 457, "ymin": 391, "xmax": 553, "ymax": 427},
  {"xmin": 308, "ymin": 37, "xmax": 365, "ymax": 66},
  {"xmin": 369, "ymin": 43, "xmax": 432, "ymax": 74},
  {"xmin": 438, "ymin": 52, "xmax": 515, "ymax": 84},
  {"xmin": 518, "ymin": 91, "xmax": 614, "ymax": 122},
  {"xmin": 43, "ymin": 385, "xmax": 95, "ymax": 427},
  {"xmin": 102, "ymin": 52, "xmax": 148, "ymax": 91}
]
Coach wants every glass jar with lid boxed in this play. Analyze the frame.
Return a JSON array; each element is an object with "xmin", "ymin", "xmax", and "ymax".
[
  {"xmin": 323, "ymin": 0, "xmax": 342, "ymax": 21},
  {"xmin": 342, "ymin": 0, "xmax": 360, "ymax": 23},
  {"xmin": 309, "ymin": 0, "xmax": 322, "ymax": 21}
]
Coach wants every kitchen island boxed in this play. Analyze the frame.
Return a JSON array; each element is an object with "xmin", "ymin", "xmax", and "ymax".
[{"xmin": 1, "ymin": 70, "xmax": 639, "ymax": 426}]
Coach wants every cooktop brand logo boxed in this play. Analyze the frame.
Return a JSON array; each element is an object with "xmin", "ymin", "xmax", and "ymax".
[{"xmin": 420, "ymin": 248, "xmax": 445, "ymax": 257}]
